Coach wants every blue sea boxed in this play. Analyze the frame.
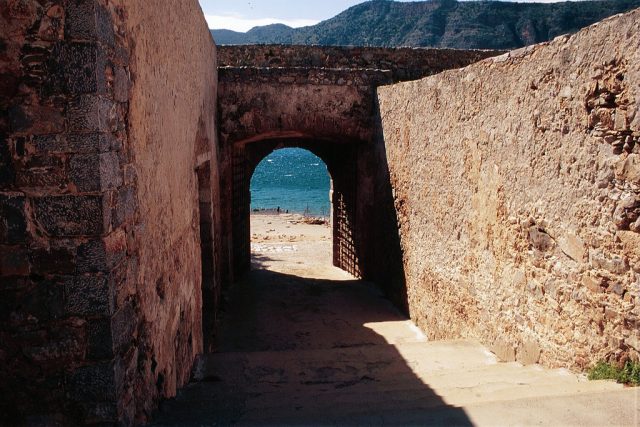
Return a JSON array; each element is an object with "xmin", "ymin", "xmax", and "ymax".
[{"xmin": 250, "ymin": 148, "xmax": 331, "ymax": 216}]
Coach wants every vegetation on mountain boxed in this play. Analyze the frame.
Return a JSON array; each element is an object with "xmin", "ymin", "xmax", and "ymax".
[{"xmin": 211, "ymin": 0, "xmax": 640, "ymax": 49}]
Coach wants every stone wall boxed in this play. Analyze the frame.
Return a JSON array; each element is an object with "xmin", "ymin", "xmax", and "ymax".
[
  {"xmin": 219, "ymin": 68, "xmax": 390, "ymax": 145},
  {"xmin": 217, "ymin": 72, "xmax": 376, "ymax": 278},
  {"xmin": 217, "ymin": 46, "xmax": 500, "ymax": 281},
  {"xmin": 219, "ymin": 45, "xmax": 501, "ymax": 82},
  {"xmin": 117, "ymin": 0, "xmax": 219, "ymax": 423},
  {"xmin": 0, "ymin": 0, "xmax": 218, "ymax": 424},
  {"xmin": 377, "ymin": 10, "xmax": 640, "ymax": 370}
]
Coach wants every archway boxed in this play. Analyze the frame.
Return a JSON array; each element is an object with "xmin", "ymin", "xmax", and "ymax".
[
  {"xmin": 230, "ymin": 138, "xmax": 364, "ymax": 279},
  {"xmin": 249, "ymin": 147, "xmax": 332, "ymax": 274}
]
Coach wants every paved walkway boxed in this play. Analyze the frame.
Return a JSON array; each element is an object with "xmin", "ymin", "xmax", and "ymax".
[{"xmin": 154, "ymin": 229, "xmax": 638, "ymax": 426}]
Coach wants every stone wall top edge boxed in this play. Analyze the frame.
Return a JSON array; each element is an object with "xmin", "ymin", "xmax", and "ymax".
[
  {"xmin": 378, "ymin": 7, "xmax": 640, "ymax": 93},
  {"xmin": 218, "ymin": 66, "xmax": 394, "ymax": 86},
  {"xmin": 217, "ymin": 44, "xmax": 504, "ymax": 70},
  {"xmin": 217, "ymin": 44, "xmax": 502, "ymax": 53},
  {"xmin": 219, "ymin": 66, "xmax": 395, "ymax": 73}
]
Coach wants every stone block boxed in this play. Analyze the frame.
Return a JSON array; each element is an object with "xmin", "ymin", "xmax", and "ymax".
[
  {"xmin": 21, "ymin": 317, "xmax": 87, "ymax": 365},
  {"xmin": 115, "ymin": 256, "xmax": 139, "ymax": 306},
  {"xmin": 87, "ymin": 319, "xmax": 113, "ymax": 360},
  {"xmin": 67, "ymin": 95, "xmax": 116, "ymax": 133},
  {"xmin": 113, "ymin": 346, "xmax": 139, "ymax": 413},
  {"xmin": 607, "ymin": 282, "xmax": 625, "ymax": 296},
  {"xmin": 65, "ymin": 0, "xmax": 115, "ymax": 47},
  {"xmin": 8, "ymin": 102, "xmax": 65, "ymax": 135},
  {"xmin": 582, "ymin": 273, "xmax": 605, "ymax": 293},
  {"xmin": 15, "ymin": 154, "xmax": 66, "ymax": 189},
  {"xmin": 30, "ymin": 245, "xmax": 76, "ymax": 275},
  {"xmin": 517, "ymin": 341, "xmax": 541, "ymax": 365},
  {"xmin": 123, "ymin": 165, "xmax": 137, "ymax": 186},
  {"xmin": 104, "ymin": 228, "xmax": 127, "ymax": 264},
  {"xmin": 491, "ymin": 339, "xmax": 516, "ymax": 362},
  {"xmin": 113, "ymin": 66, "xmax": 130, "ymax": 103},
  {"xmin": 99, "ymin": 152, "xmax": 124, "ymax": 190},
  {"xmin": 626, "ymin": 335, "xmax": 640, "ymax": 352},
  {"xmin": 39, "ymin": 278, "xmax": 68, "ymax": 321},
  {"xmin": 31, "ymin": 133, "xmax": 119, "ymax": 154},
  {"xmin": 77, "ymin": 239, "xmax": 109, "ymax": 273},
  {"xmin": 113, "ymin": 186, "xmax": 137, "ymax": 227},
  {"xmin": 613, "ymin": 195, "xmax": 640, "ymax": 231},
  {"xmin": 0, "ymin": 246, "xmax": 30, "ymax": 276},
  {"xmin": 9, "ymin": 277, "xmax": 66, "ymax": 323},
  {"xmin": 70, "ymin": 133, "xmax": 121, "ymax": 153},
  {"xmin": 77, "ymin": 232, "xmax": 126, "ymax": 274},
  {"xmin": 34, "ymin": 195, "xmax": 110, "ymax": 237},
  {"xmin": 617, "ymin": 231, "xmax": 640, "ymax": 267},
  {"xmin": 0, "ymin": 137, "xmax": 15, "ymax": 188},
  {"xmin": 70, "ymin": 152, "xmax": 122, "ymax": 192},
  {"xmin": 37, "ymin": 4, "xmax": 65, "ymax": 42},
  {"xmin": 615, "ymin": 154, "xmax": 640, "ymax": 186},
  {"xmin": 589, "ymin": 250, "xmax": 628, "ymax": 274},
  {"xmin": 64, "ymin": 275, "xmax": 112, "ymax": 317},
  {"xmin": 529, "ymin": 226, "xmax": 555, "ymax": 252},
  {"xmin": 558, "ymin": 232, "xmax": 585, "ymax": 262},
  {"xmin": 54, "ymin": 42, "xmax": 108, "ymax": 95},
  {"xmin": 67, "ymin": 362, "xmax": 116, "ymax": 403},
  {"xmin": 111, "ymin": 302, "xmax": 137, "ymax": 355},
  {"xmin": 80, "ymin": 401, "xmax": 118, "ymax": 425},
  {"xmin": 0, "ymin": 194, "xmax": 27, "ymax": 244}
]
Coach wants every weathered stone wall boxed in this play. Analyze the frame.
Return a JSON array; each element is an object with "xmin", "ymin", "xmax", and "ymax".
[
  {"xmin": 218, "ymin": 45, "xmax": 502, "ymax": 82},
  {"xmin": 218, "ymin": 47, "xmax": 500, "ymax": 281},
  {"xmin": 219, "ymin": 68, "xmax": 390, "ymax": 145},
  {"xmin": 378, "ymin": 10, "xmax": 640, "ymax": 370},
  {"xmin": 0, "ymin": 0, "xmax": 218, "ymax": 424},
  {"xmin": 1, "ymin": 1, "xmax": 135, "ymax": 423},
  {"xmin": 218, "ymin": 67, "xmax": 385, "ymax": 279},
  {"xmin": 116, "ymin": 0, "xmax": 219, "ymax": 424}
]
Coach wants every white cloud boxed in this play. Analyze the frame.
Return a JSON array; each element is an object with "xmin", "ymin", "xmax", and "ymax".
[{"xmin": 205, "ymin": 14, "xmax": 319, "ymax": 32}]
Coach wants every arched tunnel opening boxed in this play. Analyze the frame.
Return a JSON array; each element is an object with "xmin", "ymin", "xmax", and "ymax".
[
  {"xmin": 245, "ymin": 148, "xmax": 335, "ymax": 284},
  {"xmin": 231, "ymin": 138, "xmax": 365, "ymax": 279},
  {"xmin": 250, "ymin": 147, "xmax": 331, "ymax": 217}
]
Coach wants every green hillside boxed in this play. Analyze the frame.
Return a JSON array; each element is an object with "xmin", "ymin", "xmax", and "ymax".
[{"xmin": 211, "ymin": 0, "xmax": 640, "ymax": 49}]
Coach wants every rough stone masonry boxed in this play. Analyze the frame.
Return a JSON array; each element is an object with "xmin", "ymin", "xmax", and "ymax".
[
  {"xmin": 2, "ymin": 0, "xmax": 640, "ymax": 425},
  {"xmin": 378, "ymin": 10, "xmax": 640, "ymax": 369},
  {"xmin": 0, "ymin": 0, "xmax": 219, "ymax": 424},
  {"xmin": 216, "ymin": 44, "xmax": 498, "ymax": 280}
]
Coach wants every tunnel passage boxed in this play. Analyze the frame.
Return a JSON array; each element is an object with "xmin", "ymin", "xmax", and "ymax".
[
  {"xmin": 234, "ymin": 138, "xmax": 366, "ymax": 278},
  {"xmin": 216, "ymin": 45, "xmax": 502, "ymax": 285}
]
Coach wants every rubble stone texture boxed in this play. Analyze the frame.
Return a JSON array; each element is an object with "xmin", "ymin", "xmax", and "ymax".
[
  {"xmin": 0, "ymin": 0, "xmax": 218, "ymax": 424},
  {"xmin": 378, "ymin": 10, "xmax": 640, "ymax": 370},
  {"xmin": 217, "ymin": 46, "xmax": 498, "ymax": 281},
  {"xmin": 2, "ymin": 0, "xmax": 640, "ymax": 425},
  {"xmin": 218, "ymin": 45, "xmax": 503, "ymax": 82}
]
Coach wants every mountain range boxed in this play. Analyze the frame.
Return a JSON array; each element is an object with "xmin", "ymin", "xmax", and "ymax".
[{"xmin": 211, "ymin": 0, "xmax": 640, "ymax": 49}]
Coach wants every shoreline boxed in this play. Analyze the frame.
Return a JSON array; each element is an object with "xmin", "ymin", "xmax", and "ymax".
[
  {"xmin": 251, "ymin": 208, "xmax": 329, "ymax": 222},
  {"xmin": 250, "ymin": 213, "xmax": 331, "ymax": 244}
]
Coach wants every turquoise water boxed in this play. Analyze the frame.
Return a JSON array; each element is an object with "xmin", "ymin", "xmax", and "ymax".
[{"xmin": 250, "ymin": 148, "xmax": 331, "ymax": 216}]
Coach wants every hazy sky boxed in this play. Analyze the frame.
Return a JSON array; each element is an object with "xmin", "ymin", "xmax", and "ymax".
[{"xmin": 200, "ymin": 0, "xmax": 570, "ymax": 32}]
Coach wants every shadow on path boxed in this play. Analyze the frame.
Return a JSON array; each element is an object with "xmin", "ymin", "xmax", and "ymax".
[{"xmin": 154, "ymin": 254, "xmax": 473, "ymax": 425}]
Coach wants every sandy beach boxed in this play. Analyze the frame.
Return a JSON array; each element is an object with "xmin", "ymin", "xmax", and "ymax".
[{"xmin": 250, "ymin": 213, "xmax": 352, "ymax": 280}]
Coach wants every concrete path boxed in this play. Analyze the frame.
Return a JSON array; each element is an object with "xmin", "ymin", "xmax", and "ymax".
[{"xmin": 153, "ymin": 221, "xmax": 638, "ymax": 426}]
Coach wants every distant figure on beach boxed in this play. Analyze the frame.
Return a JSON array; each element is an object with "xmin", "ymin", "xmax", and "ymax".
[{"xmin": 277, "ymin": 206, "xmax": 280, "ymax": 213}]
